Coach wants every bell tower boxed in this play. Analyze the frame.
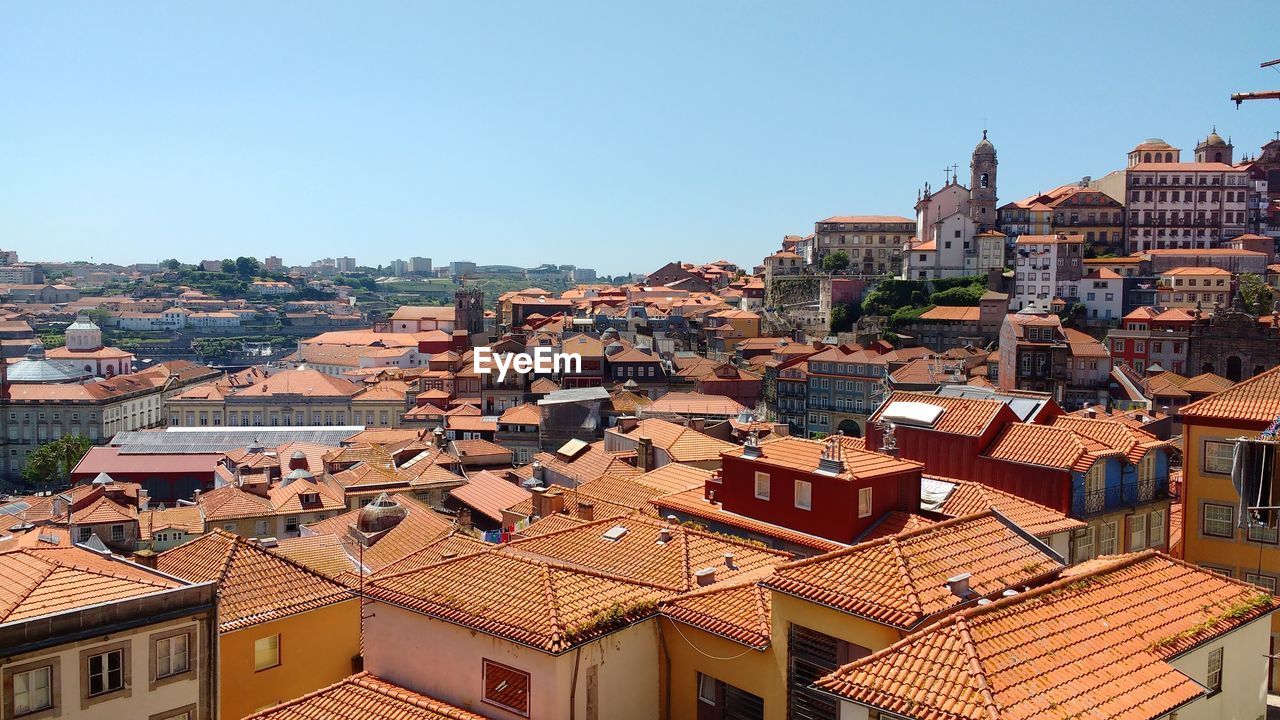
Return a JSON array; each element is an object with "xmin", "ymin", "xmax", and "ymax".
[{"xmin": 969, "ymin": 130, "xmax": 998, "ymax": 230}]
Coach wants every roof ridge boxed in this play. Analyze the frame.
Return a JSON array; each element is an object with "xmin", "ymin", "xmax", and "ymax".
[
  {"xmin": 886, "ymin": 538, "xmax": 927, "ymax": 621},
  {"xmin": 953, "ymin": 615, "xmax": 1003, "ymax": 720},
  {"xmin": 539, "ymin": 562, "xmax": 565, "ymax": 649},
  {"xmin": 1182, "ymin": 364, "xmax": 1280, "ymax": 416},
  {"xmin": 1, "ymin": 552, "xmax": 61, "ymax": 622}
]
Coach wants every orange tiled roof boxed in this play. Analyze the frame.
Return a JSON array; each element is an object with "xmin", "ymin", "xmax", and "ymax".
[
  {"xmin": 814, "ymin": 551, "xmax": 1277, "ymax": 720},
  {"xmin": 498, "ymin": 403, "xmax": 542, "ymax": 425},
  {"xmin": 1179, "ymin": 364, "xmax": 1280, "ymax": 424},
  {"xmin": 303, "ymin": 495, "xmax": 458, "ymax": 572},
  {"xmin": 857, "ymin": 510, "xmax": 938, "ymax": 541},
  {"xmin": 983, "ymin": 422, "xmax": 1121, "ymax": 473},
  {"xmin": 867, "ymin": 391, "xmax": 1007, "ymax": 437},
  {"xmin": 155, "ymin": 529, "xmax": 355, "ymax": 631},
  {"xmin": 660, "ymin": 576, "xmax": 773, "ymax": 650},
  {"xmin": 269, "ymin": 534, "xmax": 360, "ymax": 579},
  {"xmin": 1047, "ymin": 415, "xmax": 1169, "ymax": 464},
  {"xmin": 643, "ymin": 391, "xmax": 746, "ymax": 417},
  {"xmin": 617, "ymin": 418, "xmax": 738, "ymax": 463},
  {"xmin": 722, "ymin": 435, "xmax": 922, "ymax": 481},
  {"xmin": 765, "ymin": 512, "xmax": 1063, "ymax": 630},
  {"xmin": 366, "ymin": 548, "xmax": 668, "ymax": 653},
  {"xmin": 448, "ymin": 471, "xmax": 532, "ymax": 522},
  {"xmin": 242, "ymin": 672, "xmax": 486, "ymax": 720},
  {"xmin": 918, "ymin": 306, "xmax": 980, "ymax": 322},
  {"xmin": 929, "ymin": 476, "xmax": 1084, "ymax": 537},
  {"xmin": 0, "ymin": 547, "xmax": 184, "ymax": 623},
  {"xmin": 505, "ymin": 514, "xmax": 791, "ymax": 591},
  {"xmin": 372, "ymin": 531, "xmax": 491, "ymax": 576}
]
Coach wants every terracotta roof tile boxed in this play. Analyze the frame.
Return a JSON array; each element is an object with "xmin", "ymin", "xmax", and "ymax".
[
  {"xmin": 660, "ymin": 576, "xmax": 773, "ymax": 650},
  {"xmin": 643, "ymin": 392, "xmax": 746, "ymax": 418},
  {"xmin": 447, "ymin": 471, "xmax": 532, "ymax": 522},
  {"xmin": 367, "ymin": 549, "xmax": 668, "ymax": 653},
  {"xmin": 505, "ymin": 514, "xmax": 791, "ymax": 591},
  {"xmin": 243, "ymin": 672, "xmax": 486, "ymax": 720},
  {"xmin": 1180, "ymin": 364, "xmax": 1280, "ymax": 424},
  {"xmin": 0, "ymin": 547, "xmax": 184, "ymax": 622},
  {"xmin": 269, "ymin": 534, "xmax": 360, "ymax": 578},
  {"xmin": 617, "ymin": 419, "xmax": 738, "ymax": 463},
  {"xmin": 868, "ymin": 391, "xmax": 1009, "ymax": 437},
  {"xmin": 723, "ymin": 436, "xmax": 922, "ymax": 481},
  {"xmin": 765, "ymin": 512, "xmax": 1063, "ymax": 630},
  {"xmin": 815, "ymin": 551, "xmax": 1277, "ymax": 720},
  {"xmin": 303, "ymin": 495, "xmax": 458, "ymax": 572},
  {"xmin": 983, "ymin": 423, "xmax": 1121, "ymax": 473},
  {"xmin": 156, "ymin": 529, "xmax": 354, "ymax": 631},
  {"xmin": 928, "ymin": 477, "xmax": 1084, "ymax": 537}
]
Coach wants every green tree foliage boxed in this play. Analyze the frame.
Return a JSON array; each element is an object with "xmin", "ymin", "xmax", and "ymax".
[
  {"xmin": 822, "ymin": 251, "xmax": 851, "ymax": 273},
  {"xmin": 1238, "ymin": 273, "xmax": 1273, "ymax": 315},
  {"xmin": 221, "ymin": 259, "xmax": 237, "ymax": 274},
  {"xmin": 929, "ymin": 284, "xmax": 986, "ymax": 306},
  {"xmin": 22, "ymin": 435, "xmax": 92, "ymax": 489},
  {"xmin": 862, "ymin": 279, "xmax": 928, "ymax": 316},
  {"xmin": 829, "ymin": 301, "xmax": 863, "ymax": 333},
  {"xmin": 163, "ymin": 258, "xmax": 182, "ymax": 271},
  {"xmin": 234, "ymin": 256, "xmax": 261, "ymax": 278}
]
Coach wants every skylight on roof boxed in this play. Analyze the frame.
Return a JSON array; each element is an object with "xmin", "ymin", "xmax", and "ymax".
[
  {"xmin": 881, "ymin": 401, "xmax": 945, "ymax": 428},
  {"xmin": 601, "ymin": 525, "xmax": 629, "ymax": 541}
]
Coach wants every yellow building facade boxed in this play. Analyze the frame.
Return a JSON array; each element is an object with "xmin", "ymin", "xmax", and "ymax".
[{"xmin": 1179, "ymin": 368, "xmax": 1280, "ymax": 690}]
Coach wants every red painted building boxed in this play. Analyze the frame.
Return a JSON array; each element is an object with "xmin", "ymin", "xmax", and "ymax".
[
  {"xmin": 864, "ymin": 391, "xmax": 1023, "ymax": 480},
  {"xmin": 711, "ymin": 435, "xmax": 923, "ymax": 543}
]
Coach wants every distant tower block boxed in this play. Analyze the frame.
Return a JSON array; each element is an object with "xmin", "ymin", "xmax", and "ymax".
[
  {"xmin": 454, "ymin": 287, "xmax": 485, "ymax": 335},
  {"xmin": 969, "ymin": 130, "xmax": 998, "ymax": 230}
]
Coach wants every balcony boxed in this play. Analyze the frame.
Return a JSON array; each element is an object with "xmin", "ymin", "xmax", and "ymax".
[{"xmin": 1072, "ymin": 480, "xmax": 1168, "ymax": 517}]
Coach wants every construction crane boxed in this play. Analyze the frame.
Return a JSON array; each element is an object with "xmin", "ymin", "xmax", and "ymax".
[{"xmin": 1231, "ymin": 57, "xmax": 1280, "ymax": 106}]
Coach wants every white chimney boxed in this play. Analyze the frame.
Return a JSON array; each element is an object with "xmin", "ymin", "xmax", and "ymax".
[
  {"xmin": 723, "ymin": 553, "xmax": 736, "ymax": 570},
  {"xmin": 695, "ymin": 567, "xmax": 717, "ymax": 586},
  {"xmin": 658, "ymin": 526, "xmax": 673, "ymax": 544},
  {"xmin": 946, "ymin": 573, "xmax": 972, "ymax": 599}
]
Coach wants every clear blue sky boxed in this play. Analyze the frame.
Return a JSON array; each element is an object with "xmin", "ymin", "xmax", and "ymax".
[{"xmin": 3, "ymin": 2, "xmax": 1278, "ymax": 276}]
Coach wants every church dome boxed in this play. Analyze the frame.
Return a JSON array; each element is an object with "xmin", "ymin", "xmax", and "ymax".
[
  {"xmin": 357, "ymin": 493, "xmax": 407, "ymax": 534},
  {"xmin": 1204, "ymin": 130, "xmax": 1227, "ymax": 147},
  {"xmin": 7, "ymin": 343, "xmax": 94, "ymax": 384}
]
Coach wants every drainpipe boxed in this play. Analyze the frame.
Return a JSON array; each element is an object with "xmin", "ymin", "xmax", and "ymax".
[{"xmin": 569, "ymin": 646, "xmax": 581, "ymax": 720}]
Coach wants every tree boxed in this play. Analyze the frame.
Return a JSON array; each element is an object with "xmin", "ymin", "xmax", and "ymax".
[
  {"xmin": 822, "ymin": 251, "xmax": 850, "ymax": 274},
  {"xmin": 163, "ymin": 258, "xmax": 181, "ymax": 271},
  {"xmin": 22, "ymin": 435, "xmax": 92, "ymax": 489},
  {"xmin": 221, "ymin": 259, "xmax": 237, "ymax": 274},
  {"xmin": 829, "ymin": 301, "xmax": 863, "ymax": 333},
  {"xmin": 1238, "ymin": 273, "xmax": 1272, "ymax": 316},
  {"xmin": 234, "ymin": 256, "xmax": 261, "ymax": 278}
]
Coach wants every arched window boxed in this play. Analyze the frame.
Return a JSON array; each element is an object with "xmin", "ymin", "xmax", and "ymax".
[
  {"xmin": 1213, "ymin": 151, "xmax": 1222, "ymax": 162},
  {"xmin": 1164, "ymin": 152, "xmax": 1173, "ymax": 162},
  {"xmin": 1144, "ymin": 153, "xmax": 1152, "ymax": 162},
  {"xmin": 980, "ymin": 172, "xmax": 989, "ymax": 189}
]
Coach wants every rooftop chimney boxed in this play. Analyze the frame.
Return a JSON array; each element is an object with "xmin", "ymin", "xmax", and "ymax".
[
  {"xmin": 694, "ymin": 567, "xmax": 717, "ymax": 586},
  {"xmin": 658, "ymin": 526, "xmax": 673, "ymax": 544},
  {"xmin": 531, "ymin": 461, "xmax": 545, "ymax": 486},
  {"xmin": 723, "ymin": 552, "xmax": 736, "ymax": 570},
  {"xmin": 257, "ymin": 537, "xmax": 279, "ymax": 549},
  {"xmin": 578, "ymin": 502, "xmax": 594, "ymax": 521},
  {"xmin": 666, "ymin": 515, "xmax": 679, "ymax": 524},
  {"xmin": 1084, "ymin": 408, "xmax": 1097, "ymax": 418},
  {"xmin": 816, "ymin": 436, "xmax": 844, "ymax": 475},
  {"xmin": 946, "ymin": 572, "xmax": 972, "ymax": 599},
  {"xmin": 636, "ymin": 436, "xmax": 654, "ymax": 472},
  {"xmin": 532, "ymin": 487, "xmax": 566, "ymax": 518},
  {"xmin": 458, "ymin": 506, "xmax": 473, "ymax": 530},
  {"xmin": 742, "ymin": 432, "xmax": 761, "ymax": 460}
]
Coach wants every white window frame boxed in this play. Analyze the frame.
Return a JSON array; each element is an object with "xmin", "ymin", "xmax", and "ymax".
[
  {"xmin": 1207, "ymin": 647, "xmax": 1223, "ymax": 694},
  {"xmin": 1246, "ymin": 573, "xmax": 1277, "ymax": 593},
  {"xmin": 1203, "ymin": 440, "xmax": 1235, "ymax": 475},
  {"xmin": 1129, "ymin": 514, "xmax": 1147, "ymax": 552},
  {"xmin": 794, "ymin": 480, "xmax": 812, "ymax": 511},
  {"xmin": 1150, "ymin": 509, "xmax": 1166, "ymax": 547},
  {"xmin": 1203, "ymin": 503, "xmax": 1234, "ymax": 539},
  {"xmin": 857, "ymin": 487, "xmax": 872, "ymax": 518},
  {"xmin": 13, "ymin": 665, "xmax": 53, "ymax": 716},
  {"xmin": 697, "ymin": 673, "xmax": 717, "ymax": 705},
  {"xmin": 1099, "ymin": 520, "xmax": 1117, "ymax": 555},
  {"xmin": 754, "ymin": 472, "xmax": 770, "ymax": 501},
  {"xmin": 156, "ymin": 633, "xmax": 189, "ymax": 679}
]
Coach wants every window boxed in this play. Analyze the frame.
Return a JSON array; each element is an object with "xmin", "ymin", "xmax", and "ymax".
[
  {"xmin": 155, "ymin": 634, "xmax": 189, "ymax": 679},
  {"xmin": 1246, "ymin": 573, "xmax": 1277, "ymax": 593},
  {"xmin": 110, "ymin": 525, "xmax": 124, "ymax": 541},
  {"xmin": 254, "ymin": 634, "xmax": 280, "ymax": 671},
  {"xmin": 284, "ymin": 517, "xmax": 299, "ymax": 534},
  {"xmin": 12, "ymin": 665, "xmax": 53, "ymax": 716},
  {"xmin": 696, "ymin": 672, "xmax": 765, "ymax": 720},
  {"xmin": 795, "ymin": 480, "xmax": 812, "ymax": 511},
  {"xmin": 1203, "ymin": 504, "xmax": 1234, "ymax": 538},
  {"xmin": 1203, "ymin": 440, "xmax": 1235, "ymax": 474},
  {"xmin": 1128, "ymin": 514, "xmax": 1147, "ymax": 552},
  {"xmin": 857, "ymin": 487, "xmax": 872, "ymax": 518},
  {"xmin": 1099, "ymin": 520, "xmax": 1117, "ymax": 555},
  {"xmin": 87, "ymin": 649, "xmax": 124, "ymax": 696},
  {"xmin": 1150, "ymin": 509, "xmax": 1166, "ymax": 548},
  {"xmin": 698, "ymin": 673, "xmax": 717, "ymax": 704},
  {"xmin": 754, "ymin": 472, "xmax": 770, "ymax": 500},
  {"xmin": 482, "ymin": 659, "xmax": 530, "ymax": 717},
  {"xmin": 1072, "ymin": 526, "xmax": 1095, "ymax": 563},
  {"xmin": 1207, "ymin": 647, "xmax": 1223, "ymax": 695}
]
